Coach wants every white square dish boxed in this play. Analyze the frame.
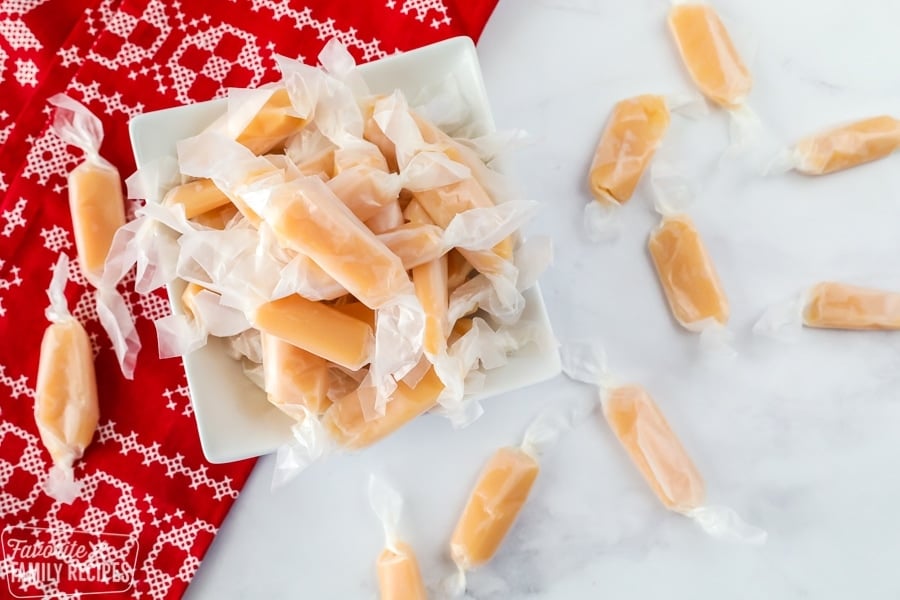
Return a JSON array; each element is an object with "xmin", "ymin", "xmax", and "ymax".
[{"xmin": 129, "ymin": 36, "xmax": 560, "ymax": 464}]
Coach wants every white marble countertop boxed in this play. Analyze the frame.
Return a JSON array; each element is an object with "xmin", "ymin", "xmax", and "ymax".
[{"xmin": 184, "ymin": 0, "xmax": 900, "ymax": 597}]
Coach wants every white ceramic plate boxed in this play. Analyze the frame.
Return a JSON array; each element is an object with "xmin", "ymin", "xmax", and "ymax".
[{"xmin": 128, "ymin": 36, "xmax": 560, "ymax": 464}]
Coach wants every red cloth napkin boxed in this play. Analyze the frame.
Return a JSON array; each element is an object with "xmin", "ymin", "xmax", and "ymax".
[{"xmin": 0, "ymin": 1, "xmax": 498, "ymax": 598}]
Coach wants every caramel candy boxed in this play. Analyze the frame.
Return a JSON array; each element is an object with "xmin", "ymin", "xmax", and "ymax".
[
  {"xmin": 236, "ymin": 88, "xmax": 307, "ymax": 155},
  {"xmin": 163, "ymin": 178, "xmax": 231, "ymax": 219},
  {"xmin": 450, "ymin": 447, "xmax": 539, "ymax": 569},
  {"xmin": 190, "ymin": 203, "xmax": 239, "ymax": 229},
  {"xmin": 322, "ymin": 368, "xmax": 444, "ymax": 449},
  {"xmin": 603, "ymin": 384, "xmax": 705, "ymax": 511},
  {"xmin": 589, "ymin": 95, "xmax": 670, "ymax": 204},
  {"xmin": 35, "ymin": 318, "xmax": 99, "ymax": 474},
  {"xmin": 376, "ymin": 542, "xmax": 428, "ymax": 600},
  {"xmin": 327, "ymin": 166, "xmax": 400, "ymax": 222},
  {"xmin": 261, "ymin": 331, "xmax": 331, "ymax": 418},
  {"xmin": 259, "ymin": 178, "xmax": 412, "ymax": 308},
  {"xmin": 668, "ymin": 4, "xmax": 752, "ymax": 108},
  {"xmin": 68, "ymin": 160, "xmax": 126, "ymax": 285},
  {"xmin": 446, "ymin": 250, "xmax": 474, "ymax": 290},
  {"xmin": 378, "ymin": 224, "xmax": 446, "ymax": 271},
  {"xmin": 648, "ymin": 215, "xmax": 729, "ymax": 329},
  {"xmin": 362, "ymin": 98, "xmax": 399, "ymax": 172},
  {"xmin": 332, "ymin": 300, "xmax": 376, "ymax": 329},
  {"xmin": 413, "ymin": 254, "xmax": 449, "ymax": 357},
  {"xmin": 180, "ymin": 282, "xmax": 207, "ymax": 320},
  {"xmin": 792, "ymin": 116, "xmax": 900, "ymax": 175},
  {"xmin": 803, "ymin": 283, "xmax": 900, "ymax": 330},
  {"xmin": 252, "ymin": 294, "xmax": 374, "ymax": 371},
  {"xmin": 413, "ymin": 180, "xmax": 510, "ymax": 278}
]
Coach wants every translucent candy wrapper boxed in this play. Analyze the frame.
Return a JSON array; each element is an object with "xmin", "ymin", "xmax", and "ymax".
[
  {"xmin": 273, "ymin": 368, "xmax": 446, "ymax": 488},
  {"xmin": 34, "ymin": 255, "xmax": 99, "ymax": 504},
  {"xmin": 260, "ymin": 331, "xmax": 331, "ymax": 420},
  {"xmin": 275, "ymin": 47, "xmax": 363, "ymax": 147},
  {"xmin": 369, "ymin": 477, "xmax": 429, "ymax": 600},
  {"xmin": 561, "ymin": 342, "xmax": 766, "ymax": 544},
  {"xmin": 432, "ymin": 318, "xmax": 538, "ymax": 428},
  {"xmin": 667, "ymin": 2, "xmax": 760, "ymax": 151},
  {"xmin": 242, "ymin": 174, "xmax": 414, "ymax": 309},
  {"xmin": 443, "ymin": 410, "xmax": 574, "ymax": 596},
  {"xmin": 155, "ymin": 283, "xmax": 251, "ymax": 359},
  {"xmin": 754, "ymin": 282, "xmax": 900, "ymax": 341},
  {"xmin": 767, "ymin": 116, "xmax": 900, "ymax": 176},
  {"xmin": 285, "ymin": 125, "xmax": 336, "ymax": 179},
  {"xmin": 204, "ymin": 85, "xmax": 310, "ymax": 155},
  {"xmin": 48, "ymin": 93, "xmax": 140, "ymax": 379},
  {"xmin": 583, "ymin": 93, "xmax": 706, "ymax": 242}
]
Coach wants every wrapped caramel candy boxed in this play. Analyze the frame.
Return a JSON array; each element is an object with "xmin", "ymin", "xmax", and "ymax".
[
  {"xmin": 562, "ymin": 343, "xmax": 766, "ymax": 543},
  {"xmin": 667, "ymin": 3, "xmax": 760, "ymax": 148},
  {"xmin": 755, "ymin": 282, "xmax": 900, "ymax": 339},
  {"xmin": 35, "ymin": 255, "xmax": 99, "ymax": 504},
  {"xmin": 445, "ymin": 411, "xmax": 572, "ymax": 595},
  {"xmin": 49, "ymin": 94, "xmax": 140, "ymax": 378},
  {"xmin": 771, "ymin": 116, "xmax": 900, "ymax": 175},
  {"xmin": 369, "ymin": 477, "xmax": 429, "ymax": 600}
]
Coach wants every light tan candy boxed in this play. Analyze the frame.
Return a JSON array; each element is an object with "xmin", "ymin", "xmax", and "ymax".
[
  {"xmin": 561, "ymin": 343, "xmax": 767, "ymax": 543},
  {"xmin": 414, "ymin": 255, "xmax": 449, "ymax": 357},
  {"xmin": 378, "ymin": 224, "xmax": 446, "ymax": 271},
  {"xmin": 261, "ymin": 331, "xmax": 331, "ymax": 418},
  {"xmin": 648, "ymin": 215, "xmax": 729, "ymax": 330},
  {"xmin": 332, "ymin": 299, "xmax": 376, "ymax": 329},
  {"xmin": 804, "ymin": 283, "xmax": 900, "ymax": 330},
  {"xmin": 362, "ymin": 97, "xmax": 399, "ymax": 172},
  {"xmin": 327, "ymin": 165, "xmax": 401, "ymax": 222},
  {"xmin": 370, "ymin": 477, "xmax": 429, "ymax": 600},
  {"xmin": 35, "ymin": 256, "xmax": 99, "ymax": 504},
  {"xmin": 446, "ymin": 250, "xmax": 475, "ymax": 291},
  {"xmin": 589, "ymin": 95, "xmax": 671, "ymax": 205},
  {"xmin": 48, "ymin": 94, "xmax": 126, "ymax": 286},
  {"xmin": 235, "ymin": 88, "xmax": 307, "ymax": 155},
  {"xmin": 402, "ymin": 198, "xmax": 433, "ymax": 225},
  {"xmin": 668, "ymin": 3, "xmax": 752, "ymax": 108},
  {"xmin": 252, "ymin": 294, "xmax": 374, "ymax": 371},
  {"xmin": 250, "ymin": 177, "xmax": 413, "ymax": 309},
  {"xmin": 790, "ymin": 116, "xmax": 900, "ymax": 175},
  {"xmin": 322, "ymin": 368, "xmax": 443, "ymax": 449},
  {"xmin": 163, "ymin": 178, "xmax": 231, "ymax": 219},
  {"xmin": 333, "ymin": 140, "xmax": 390, "ymax": 174},
  {"xmin": 603, "ymin": 384, "xmax": 705, "ymax": 511},
  {"xmin": 365, "ymin": 200, "xmax": 405, "ymax": 235},
  {"xmin": 450, "ymin": 447, "xmax": 539, "ymax": 570},
  {"xmin": 190, "ymin": 203, "xmax": 239, "ymax": 229},
  {"xmin": 413, "ymin": 178, "xmax": 512, "ymax": 279},
  {"xmin": 446, "ymin": 412, "xmax": 571, "ymax": 594},
  {"xmin": 377, "ymin": 543, "xmax": 428, "ymax": 600}
]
